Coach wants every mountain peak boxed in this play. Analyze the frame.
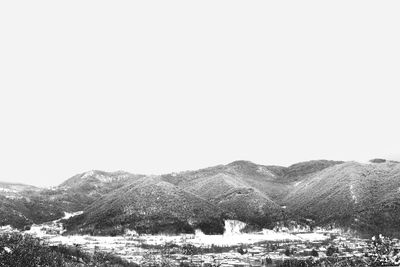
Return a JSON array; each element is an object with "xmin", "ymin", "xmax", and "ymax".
[
  {"xmin": 60, "ymin": 170, "xmax": 138, "ymax": 186},
  {"xmin": 227, "ymin": 160, "xmax": 257, "ymax": 167},
  {"xmin": 369, "ymin": 158, "xmax": 387, "ymax": 163}
]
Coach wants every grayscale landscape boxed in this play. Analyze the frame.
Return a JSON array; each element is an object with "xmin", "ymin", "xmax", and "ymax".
[
  {"xmin": 2, "ymin": 159, "xmax": 400, "ymax": 266},
  {"xmin": 1, "ymin": 1, "xmax": 400, "ymax": 266}
]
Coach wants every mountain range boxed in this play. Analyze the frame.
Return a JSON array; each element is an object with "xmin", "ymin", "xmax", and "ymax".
[{"xmin": 1, "ymin": 159, "xmax": 399, "ymax": 237}]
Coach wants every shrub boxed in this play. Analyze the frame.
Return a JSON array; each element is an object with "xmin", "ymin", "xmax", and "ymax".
[
  {"xmin": 326, "ymin": 245, "xmax": 338, "ymax": 256},
  {"xmin": 365, "ymin": 234, "xmax": 400, "ymax": 266},
  {"xmin": 237, "ymin": 246, "xmax": 247, "ymax": 255},
  {"xmin": 0, "ymin": 232, "xmax": 138, "ymax": 267},
  {"xmin": 311, "ymin": 249, "xmax": 319, "ymax": 257}
]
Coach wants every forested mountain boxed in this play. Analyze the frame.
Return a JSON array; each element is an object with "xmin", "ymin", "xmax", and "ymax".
[
  {"xmin": 44, "ymin": 170, "xmax": 146, "ymax": 211},
  {"xmin": 57, "ymin": 160, "xmax": 350, "ymax": 234},
  {"xmin": 2, "ymin": 159, "xmax": 400, "ymax": 237},
  {"xmin": 63, "ymin": 177, "xmax": 227, "ymax": 235},
  {"xmin": 284, "ymin": 161, "xmax": 400, "ymax": 237},
  {"xmin": 0, "ymin": 182, "xmax": 64, "ymax": 228},
  {"xmin": 0, "ymin": 171, "xmax": 144, "ymax": 229}
]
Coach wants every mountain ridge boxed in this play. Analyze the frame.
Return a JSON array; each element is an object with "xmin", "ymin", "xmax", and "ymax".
[{"xmin": 2, "ymin": 159, "xmax": 399, "ymax": 237}]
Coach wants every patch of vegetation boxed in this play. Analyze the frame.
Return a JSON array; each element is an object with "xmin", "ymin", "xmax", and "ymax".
[
  {"xmin": 326, "ymin": 245, "xmax": 339, "ymax": 256},
  {"xmin": 275, "ymin": 257, "xmax": 366, "ymax": 267},
  {"xmin": 0, "ymin": 232, "xmax": 138, "ymax": 267},
  {"xmin": 62, "ymin": 181, "xmax": 227, "ymax": 236},
  {"xmin": 285, "ymin": 161, "xmax": 400, "ymax": 238},
  {"xmin": 369, "ymin": 158, "xmax": 387, "ymax": 164},
  {"xmin": 63, "ymin": 212, "xmax": 225, "ymax": 236},
  {"xmin": 0, "ymin": 195, "xmax": 65, "ymax": 230}
]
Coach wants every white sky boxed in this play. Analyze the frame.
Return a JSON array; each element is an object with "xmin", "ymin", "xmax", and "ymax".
[{"xmin": 1, "ymin": 1, "xmax": 399, "ymax": 187}]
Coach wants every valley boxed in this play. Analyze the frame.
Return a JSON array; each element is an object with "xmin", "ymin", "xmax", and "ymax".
[
  {"xmin": 2, "ymin": 159, "xmax": 400, "ymax": 265},
  {"xmin": 0, "ymin": 214, "xmax": 373, "ymax": 266}
]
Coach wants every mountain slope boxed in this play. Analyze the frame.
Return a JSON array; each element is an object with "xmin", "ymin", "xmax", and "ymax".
[
  {"xmin": 0, "ymin": 181, "xmax": 40, "ymax": 195},
  {"xmin": 284, "ymin": 161, "xmax": 400, "ymax": 237},
  {"xmin": 5, "ymin": 159, "xmax": 400, "ymax": 237},
  {"xmin": 282, "ymin": 160, "xmax": 345, "ymax": 182},
  {"xmin": 59, "ymin": 170, "xmax": 144, "ymax": 189},
  {"xmin": 0, "ymin": 181, "xmax": 65, "ymax": 229},
  {"xmin": 160, "ymin": 160, "xmax": 342, "ymax": 228},
  {"xmin": 41, "ymin": 170, "xmax": 146, "ymax": 211},
  {"xmin": 63, "ymin": 178, "xmax": 226, "ymax": 235},
  {"xmin": 180, "ymin": 173, "xmax": 282, "ymax": 228},
  {"xmin": 0, "ymin": 171, "xmax": 147, "ymax": 229}
]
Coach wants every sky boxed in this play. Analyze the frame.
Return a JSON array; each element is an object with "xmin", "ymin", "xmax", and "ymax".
[{"xmin": 1, "ymin": 1, "xmax": 400, "ymax": 187}]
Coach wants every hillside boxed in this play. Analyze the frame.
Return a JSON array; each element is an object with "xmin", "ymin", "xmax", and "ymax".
[
  {"xmin": 41, "ymin": 170, "xmax": 147, "ymax": 211},
  {"xmin": 61, "ymin": 160, "xmax": 347, "ymax": 234},
  {"xmin": 4, "ymin": 159, "xmax": 400, "ymax": 237},
  {"xmin": 162, "ymin": 160, "xmax": 343, "ymax": 199},
  {"xmin": 0, "ymin": 194, "xmax": 64, "ymax": 229},
  {"xmin": 0, "ymin": 181, "xmax": 39, "ymax": 195},
  {"xmin": 159, "ymin": 160, "xmax": 342, "ymax": 228},
  {"xmin": 0, "ymin": 181, "xmax": 65, "ymax": 229},
  {"xmin": 0, "ymin": 171, "xmax": 146, "ymax": 229},
  {"xmin": 59, "ymin": 170, "xmax": 145, "ymax": 189},
  {"xmin": 177, "ymin": 173, "xmax": 282, "ymax": 228},
  {"xmin": 63, "ymin": 177, "xmax": 226, "ymax": 235},
  {"xmin": 0, "ymin": 232, "xmax": 137, "ymax": 267},
  {"xmin": 281, "ymin": 160, "xmax": 344, "ymax": 182},
  {"xmin": 284, "ymin": 161, "xmax": 400, "ymax": 237}
]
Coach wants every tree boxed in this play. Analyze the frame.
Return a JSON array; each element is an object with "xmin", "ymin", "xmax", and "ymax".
[
  {"xmin": 311, "ymin": 249, "xmax": 319, "ymax": 257},
  {"xmin": 326, "ymin": 246, "xmax": 338, "ymax": 257}
]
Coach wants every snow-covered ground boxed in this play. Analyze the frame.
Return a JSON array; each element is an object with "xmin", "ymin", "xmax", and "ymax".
[
  {"xmin": 23, "ymin": 219, "xmax": 329, "ymax": 252},
  {"xmin": 143, "ymin": 228, "xmax": 328, "ymax": 247},
  {"xmin": 25, "ymin": 211, "xmax": 84, "ymax": 237},
  {"xmin": 0, "ymin": 216, "xmax": 337, "ymax": 264},
  {"xmin": 22, "ymin": 217, "xmax": 330, "ymax": 250},
  {"xmin": 62, "ymin": 211, "xmax": 84, "ymax": 220},
  {"xmin": 0, "ymin": 188, "xmax": 17, "ymax": 193}
]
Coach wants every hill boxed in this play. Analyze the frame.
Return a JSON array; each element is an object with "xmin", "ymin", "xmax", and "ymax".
[
  {"xmin": 5, "ymin": 159, "xmax": 400, "ymax": 237},
  {"xmin": 0, "ymin": 194, "xmax": 64, "ymax": 229},
  {"xmin": 63, "ymin": 177, "xmax": 226, "ymax": 235},
  {"xmin": 281, "ymin": 160, "xmax": 344, "ymax": 182},
  {"xmin": 160, "ymin": 160, "xmax": 342, "ymax": 228},
  {"xmin": 41, "ymin": 170, "xmax": 146, "ymax": 211},
  {"xmin": 59, "ymin": 170, "xmax": 145, "ymax": 189},
  {"xmin": 61, "ymin": 160, "xmax": 346, "ymax": 234},
  {"xmin": 0, "ymin": 181, "xmax": 40, "ymax": 195},
  {"xmin": 173, "ymin": 172, "xmax": 282, "ymax": 228},
  {"xmin": 0, "ymin": 181, "xmax": 65, "ymax": 229},
  {"xmin": 0, "ymin": 171, "xmax": 145, "ymax": 229},
  {"xmin": 284, "ymin": 161, "xmax": 400, "ymax": 237}
]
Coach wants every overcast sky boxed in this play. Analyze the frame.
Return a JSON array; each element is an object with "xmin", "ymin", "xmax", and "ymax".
[{"xmin": 1, "ymin": 1, "xmax": 399, "ymax": 187}]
